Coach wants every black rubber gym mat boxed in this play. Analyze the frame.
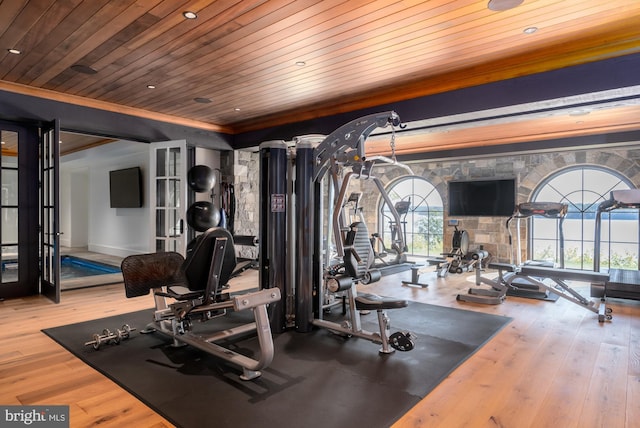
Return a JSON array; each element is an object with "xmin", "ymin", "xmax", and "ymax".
[{"xmin": 43, "ymin": 300, "xmax": 511, "ymax": 428}]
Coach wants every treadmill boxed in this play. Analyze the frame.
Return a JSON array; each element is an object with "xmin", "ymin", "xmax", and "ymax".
[
  {"xmin": 593, "ymin": 189, "xmax": 640, "ymax": 300},
  {"xmin": 505, "ymin": 202, "xmax": 568, "ymax": 300},
  {"xmin": 508, "ymin": 201, "xmax": 568, "ymax": 267}
]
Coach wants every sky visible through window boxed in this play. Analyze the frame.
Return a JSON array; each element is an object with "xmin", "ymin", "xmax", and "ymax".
[
  {"xmin": 532, "ymin": 166, "xmax": 639, "ymax": 271},
  {"xmin": 381, "ymin": 177, "xmax": 444, "ymax": 257}
]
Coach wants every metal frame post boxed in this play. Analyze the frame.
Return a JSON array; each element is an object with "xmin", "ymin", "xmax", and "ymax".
[{"xmin": 259, "ymin": 141, "xmax": 288, "ymax": 333}]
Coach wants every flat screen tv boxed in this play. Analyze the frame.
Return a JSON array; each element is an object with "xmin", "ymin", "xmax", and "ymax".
[
  {"xmin": 109, "ymin": 167, "xmax": 142, "ymax": 208},
  {"xmin": 448, "ymin": 178, "xmax": 515, "ymax": 217}
]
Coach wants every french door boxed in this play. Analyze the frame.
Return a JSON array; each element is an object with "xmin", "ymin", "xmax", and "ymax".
[
  {"xmin": 0, "ymin": 120, "xmax": 43, "ymax": 300},
  {"xmin": 149, "ymin": 140, "xmax": 188, "ymax": 255},
  {"xmin": 40, "ymin": 120, "xmax": 60, "ymax": 303}
]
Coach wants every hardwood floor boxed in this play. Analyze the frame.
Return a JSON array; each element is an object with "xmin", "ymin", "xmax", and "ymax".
[{"xmin": 1, "ymin": 267, "xmax": 638, "ymax": 427}]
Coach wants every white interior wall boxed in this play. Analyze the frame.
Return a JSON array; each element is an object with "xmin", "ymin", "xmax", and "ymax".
[
  {"xmin": 61, "ymin": 140, "xmax": 150, "ymax": 257},
  {"xmin": 59, "ymin": 168, "xmax": 88, "ymax": 248},
  {"xmin": 59, "ymin": 169, "xmax": 71, "ymax": 248},
  {"xmin": 194, "ymin": 147, "xmax": 221, "ymax": 203},
  {"xmin": 59, "ymin": 142, "xmax": 222, "ymax": 258},
  {"xmin": 87, "ymin": 157, "xmax": 149, "ymax": 256},
  {"xmin": 70, "ymin": 170, "xmax": 89, "ymax": 247}
]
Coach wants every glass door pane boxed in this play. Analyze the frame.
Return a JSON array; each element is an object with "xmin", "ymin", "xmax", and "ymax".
[
  {"xmin": 40, "ymin": 120, "xmax": 60, "ymax": 303},
  {"xmin": 1, "ymin": 130, "xmax": 18, "ymax": 283},
  {"xmin": 150, "ymin": 141, "xmax": 187, "ymax": 254}
]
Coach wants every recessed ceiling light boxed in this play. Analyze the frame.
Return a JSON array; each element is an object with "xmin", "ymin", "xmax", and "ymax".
[
  {"xmin": 7, "ymin": 48, "xmax": 21, "ymax": 55},
  {"xmin": 147, "ymin": 84, "xmax": 156, "ymax": 89},
  {"xmin": 70, "ymin": 64, "xmax": 98, "ymax": 74},
  {"xmin": 1, "ymin": 141, "xmax": 5, "ymax": 145},
  {"xmin": 194, "ymin": 97, "xmax": 212, "ymax": 103},
  {"xmin": 295, "ymin": 61, "xmax": 306, "ymax": 67},
  {"xmin": 523, "ymin": 26, "xmax": 538, "ymax": 34},
  {"xmin": 183, "ymin": 11, "xmax": 197, "ymax": 19},
  {"xmin": 487, "ymin": 0, "xmax": 524, "ymax": 11},
  {"xmin": 234, "ymin": 108, "xmax": 241, "ymax": 111}
]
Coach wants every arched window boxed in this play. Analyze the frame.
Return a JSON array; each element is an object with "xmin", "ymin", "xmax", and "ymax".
[
  {"xmin": 378, "ymin": 176, "xmax": 443, "ymax": 257},
  {"xmin": 531, "ymin": 166, "xmax": 639, "ymax": 270}
]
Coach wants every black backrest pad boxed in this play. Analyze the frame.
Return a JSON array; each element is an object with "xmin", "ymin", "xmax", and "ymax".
[
  {"xmin": 121, "ymin": 252, "xmax": 186, "ymax": 298},
  {"xmin": 344, "ymin": 221, "xmax": 374, "ymax": 278},
  {"xmin": 183, "ymin": 227, "xmax": 237, "ymax": 291}
]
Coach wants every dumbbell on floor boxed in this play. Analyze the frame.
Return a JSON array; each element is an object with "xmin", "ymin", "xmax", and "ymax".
[{"xmin": 84, "ymin": 324, "xmax": 136, "ymax": 350}]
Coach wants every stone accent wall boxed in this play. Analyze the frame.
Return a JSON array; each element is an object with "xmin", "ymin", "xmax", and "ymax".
[
  {"xmin": 227, "ymin": 144, "xmax": 640, "ymax": 263},
  {"xmin": 365, "ymin": 145, "xmax": 640, "ymax": 263},
  {"xmin": 221, "ymin": 150, "xmax": 259, "ymax": 259}
]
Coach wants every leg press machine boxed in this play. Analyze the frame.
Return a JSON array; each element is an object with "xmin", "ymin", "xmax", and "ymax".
[{"xmin": 121, "ymin": 227, "xmax": 281, "ymax": 380}]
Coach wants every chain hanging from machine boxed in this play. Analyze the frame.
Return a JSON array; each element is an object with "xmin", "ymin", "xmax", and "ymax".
[
  {"xmin": 389, "ymin": 123, "xmax": 398, "ymax": 164},
  {"xmin": 386, "ymin": 110, "xmax": 406, "ymax": 163},
  {"xmin": 365, "ymin": 115, "xmax": 414, "ymax": 177}
]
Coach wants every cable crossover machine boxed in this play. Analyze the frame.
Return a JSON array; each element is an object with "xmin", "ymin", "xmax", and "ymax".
[{"xmin": 259, "ymin": 111, "xmax": 419, "ymax": 353}]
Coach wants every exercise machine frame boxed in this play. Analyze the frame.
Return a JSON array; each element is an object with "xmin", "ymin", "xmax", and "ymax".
[
  {"xmin": 593, "ymin": 189, "xmax": 640, "ymax": 301},
  {"xmin": 458, "ymin": 202, "xmax": 611, "ymax": 321},
  {"xmin": 259, "ymin": 112, "xmax": 417, "ymax": 353},
  {"xmin": 459, "ymin": 259, "xmax": 611, "ymax": 321},
  {"xmin": 507, "ymin": 201, "xmax": 567, "ymax": 268},
  {"xmin": 121, "ymin": 229, "xmax": 281, "ymax": 380},
  {"xmin": 504, "ymin": 202, "xmax": 567, "ymax": 300},
  {"xmin": 405, "ymin": 221, "xmax": 477, "ymax": 287}
]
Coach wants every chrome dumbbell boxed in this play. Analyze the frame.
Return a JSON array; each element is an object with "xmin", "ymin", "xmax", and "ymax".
[{"xmin": 84, "ymin": 324, "xmax": 136, "ymax": 350}]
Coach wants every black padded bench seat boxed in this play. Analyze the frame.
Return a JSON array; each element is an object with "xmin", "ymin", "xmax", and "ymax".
[
  {"xmin": 355, "ymin": 294, "xmax": 408, "ymax": 311},
  {"xmin": 488, "ymin": 262, "xmax": 517, "ymax": 272},
  {"xmin": 607, "ymin": 268, "xmax": 640, "ymax": 286},
  {"xmin": 606, "ymin": 268, "xmax": 640, "ymax": 300},
  {"xmin": 519, "ymin": 265, "xmax": 609, "ymax": 283},
  {"xmin": 156, "ymin": 285, "xmax": 205, "ymax": 301}
]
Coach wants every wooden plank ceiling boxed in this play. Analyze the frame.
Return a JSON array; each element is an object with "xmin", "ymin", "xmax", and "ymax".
[
  {"xmin": 1, "ymin": 0, "xmax": 640, "ymax": 156},
  {"xmin": 0, "ymin": 130, "xmax": 115, "ymax": 157}
]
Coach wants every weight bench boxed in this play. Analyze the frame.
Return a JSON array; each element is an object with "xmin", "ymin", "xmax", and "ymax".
[
  {"xmin": 121, "ymin": 227, "xmax": 281, "ymax": 380},
  {"xmin": 458, "ymin": 258, "xmax": 612, "ymax": 322},
  {"xmin": 315, "ymin": 221, "xmax": 415, "ymax": 353},
  {"xmin": 512, "ymin": 265, "xmax": 611, "ymax": 321}
]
